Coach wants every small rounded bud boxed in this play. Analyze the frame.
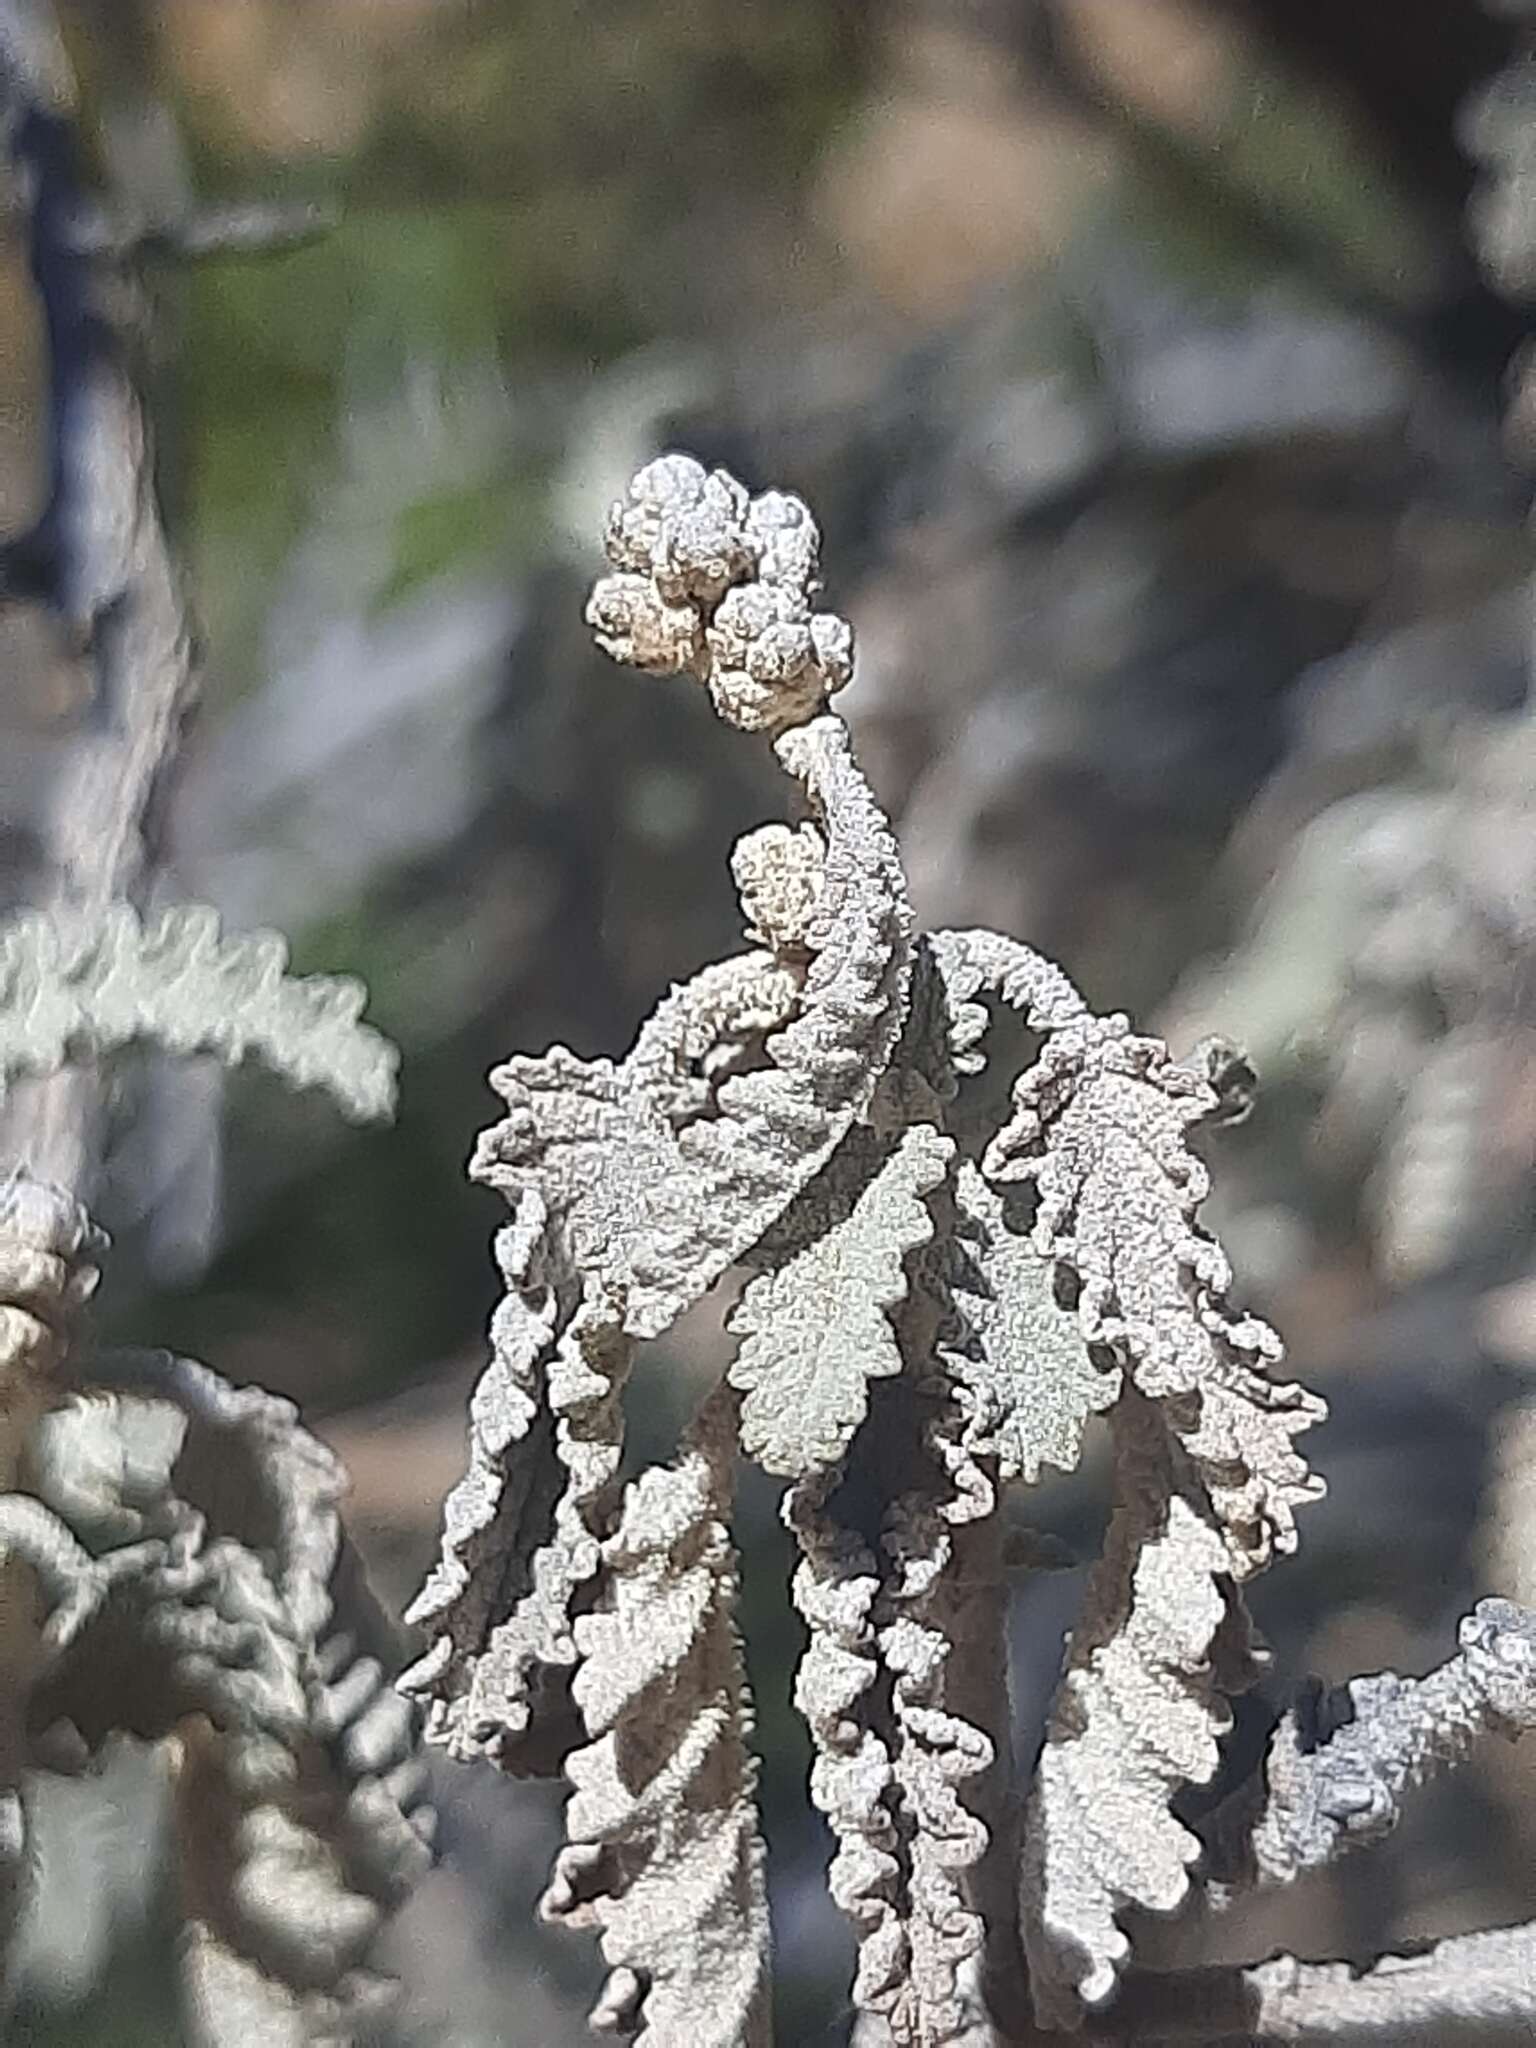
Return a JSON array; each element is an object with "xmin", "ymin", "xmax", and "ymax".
[{"xmin": 731, "ymin": 822, "xmax": 826, "ymax": 953}]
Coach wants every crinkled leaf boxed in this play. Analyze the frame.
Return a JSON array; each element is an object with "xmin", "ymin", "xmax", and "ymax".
[
  {"xmin": 401, "ymin": 1192, "xmax": 562, "ymax": 1748},
  {"xmin": 1021, "ymin": 1403, "xmax": 1255, "ymax": 2027},
  {"xmin": 728, "ymin": 1123, "xmax": 953, "ymax": 1477},
  {"xmin": 403, "ymin": 1226, "xmax": 631, "ymax": 1774},
  {"xmin": 474, "ymin": 717, "xmax": 912, "ymax": 1343},
  {"xmin": 928, "ymin": 926, "xmax": 1090, "ymax": 1065},
  {"xmin": 875, "ymin": 1474, "xmax": 996, "ymax": 2045},
  {"xmin": 17, "ymin": 1356, "xmax": 433, "ymax": 2043},
  {"xmin": 785, "ymin": 1474, "xmax": 902, "ymax": 2019},
  {"xmin": 0, "ymin": 905, "xmax": 396, "ymax": 1122},
  {"xmin": 942, "ymin": 1161, "xmax": 1116, "ymax": 1483},
  {"xmin": 986, "ymin": 1018, "xmax": 1323, "ymax": 1575},
  {"xmin": 787, "ymin": 1419, "xmax": 1000, "ymax": 2046},
  {"xmin": 541, "ymin": 1390, "xmax": 770, "ymax": 2047}
]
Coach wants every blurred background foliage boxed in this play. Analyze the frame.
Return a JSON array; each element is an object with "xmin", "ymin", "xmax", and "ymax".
[{"xmin": 5, "ymin": 0, "xmax": 1536, "ymax": 2040}]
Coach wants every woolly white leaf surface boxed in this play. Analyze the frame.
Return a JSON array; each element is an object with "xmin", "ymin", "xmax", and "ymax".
[
  {"xmin": 928, "ymin": 926, "xmax": 1091, "ymax": 1051},
  {"xmin": 403, "ymin": 1203, "xmax": 631, "ymax": 1773},
  {"xmin": 789, "ymin": 1455, "xmax": 1004, "ymax": 2044},
  {"xmin": 941, "ymin": 1160, "xmax": 1116, "ymax": 1484},
  {"xmin": 786, "ymin": 1474, "xmax": 903, "ymax": 2019},
  {"xmin": 874, "ymin": 1473, "xmax": 997, "ymax": 2046},
  {"xmin": 542, "ymin": 1390, "xmax": 770, "ymax": 2047},
  {"xmin": 986, "ymin": 1016, "xmax": 1323, "ymax": 1575},
  {"xmin": 728, "ymin": 1123, "xmax": 953, "ymax": 1476},
  {"xmin": 400, "ymin": 1191, "xmax": 556, "ymax": 1699},
  {"xmin": 1208, "ymin": 1598, "xmax": 1536, "ymax": 1900},
  {"xmin": 474, "ymin": 716, "xmax": 912, "ymax": 1343},
  {"xmin": 0, "ymin": 905, "xmax": 397, "ymax": 1122},
  {"xmin": 1021, "ymin": 1405, "xmax": 1246, "ymax": 2027}
]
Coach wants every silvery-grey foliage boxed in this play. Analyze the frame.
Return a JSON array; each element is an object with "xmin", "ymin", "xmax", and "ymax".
[
  {"xmin": 4, "ymin": 0, "xmax": 1536, "ymax": 2037},
  {"xmin": 0, "ymin": 1183, "xmax": 433, "ymax": 2044},
  {"xmin": 0, "ymin": 3, "xmax": 430, "ymax": 2032},
  {"xmin": 405, "ymin": 453, "xmax": 1536, "ymax": 2042},
  {"xmin": 0, "ymin": 902, "xmax": 398, "ymax": 1126}
]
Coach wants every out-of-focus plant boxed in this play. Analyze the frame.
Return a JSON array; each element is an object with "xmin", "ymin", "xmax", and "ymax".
[{"xmin": 0, "ymin": 3, "xmax": 432, "ymax": 2040}]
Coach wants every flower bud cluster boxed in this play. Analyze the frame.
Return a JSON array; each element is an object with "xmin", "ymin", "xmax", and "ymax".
[{"xmin": 587, "ymin": 454, "xmax": 853, "ymax": 732}]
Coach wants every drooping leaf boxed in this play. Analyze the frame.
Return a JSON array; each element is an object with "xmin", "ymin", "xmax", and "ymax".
[
  {"xmin": 784, "ymin": 1472, "xmax": 903, "ymax": 2021},
  {"xmin": 1021, "ymin": 1401, "xmax": 1256, "ymax": 2027},
  {"xmin": 874, "ymin": 1465, "xmax": 997, "ymax": 2046},
  {"xmin": 402, "ymin": 1194, "xmax": 631, "ymax": 1774},
  {"xmin": 542, "ymin": 1389, "xmax": 771, "ymax": 2047},
  {"xmin": 20, "ymin": 1355, "xmax": 434, "ymax": 2042},
  {"xmin": 787, "ymin": 1410, "xmax": 1004, "ymax": 2046},
  {"xmin": 986, "ymin": 1016, "xmax": 1323, "ymax": 1576}
]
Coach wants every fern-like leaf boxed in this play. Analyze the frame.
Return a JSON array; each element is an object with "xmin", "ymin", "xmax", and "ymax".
[{"xmin": 0, "ymin": 905, "xmax": 397, "ymax": 1124}]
